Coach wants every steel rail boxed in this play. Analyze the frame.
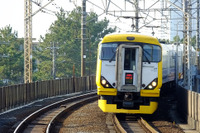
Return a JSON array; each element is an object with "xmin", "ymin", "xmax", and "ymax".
[
  {"xmin": 113, "ymin": 114, "xmax": 127, "ymax": 133},
  {"xmin": 140, "ymin": 117, "xmax": 159, "ymax": 133},
  {"xmin": 14, "ymin": 91, "xmax": 96, "ymax": 133},
  {"xmin": 113, "ymin": 114, "xmax": 159, "ymax": 133},
  {"xmin": 46, "ymin": 95, "xmax": 97, "ymax": 133}
]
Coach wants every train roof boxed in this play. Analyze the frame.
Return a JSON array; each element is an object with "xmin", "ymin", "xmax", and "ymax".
[{"xmin": 101, "ymin": 32, "xmax": 160, "ymax": 45}]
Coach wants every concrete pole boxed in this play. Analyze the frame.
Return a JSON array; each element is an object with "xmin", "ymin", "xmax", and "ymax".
[
  {"xmin": 52, "ymin": 42, "xmax": 56, "ymax": 79},
  {"xmin": 135, "ymin": 0, "xmax": 139, "ymax": 32},
  {"xmin": 175, "ymin": 43, "xmax": 179, "ymax": 88},
  {"xmin": 81, "ymin": 0, "xmax": 86, "ymax": 77}
]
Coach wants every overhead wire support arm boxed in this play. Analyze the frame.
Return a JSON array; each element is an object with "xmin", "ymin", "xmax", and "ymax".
[
  {"xmin": 25, "ymin": 0, "xmax": 55, "ymax": 20},
  {"xmin": 105, "ymin": 0, "xmax": 111, "ymax": 14},
  {"xmin": 87, "ymin": 0, "xmax": 105, "ymax": 11},
  {"xmin": 166, "ymin": 0, "xmax": 184, "ymax": 13}
]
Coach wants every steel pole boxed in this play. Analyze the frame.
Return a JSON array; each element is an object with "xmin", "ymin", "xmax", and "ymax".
[
  {"xmin": 196, "ymin": 0, "xmax": 200, "ymax": 92},
  {"xmin": 196, "ymin": 0, "xmax": 200, "ymax": 72},
  {"xmin": 24, "ymin": 0, "xmax": 32, "ymax": 83}
]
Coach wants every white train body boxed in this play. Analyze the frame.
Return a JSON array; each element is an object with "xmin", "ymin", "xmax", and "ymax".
[{"xmin": 161, "ymin": 43, "xmax": 196, "ymax": 85}]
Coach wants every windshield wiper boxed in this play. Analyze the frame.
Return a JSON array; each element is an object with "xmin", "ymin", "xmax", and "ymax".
[
  {"xmin": 143, "ymin": 49, "xmax": 151, "ymax": 64},
  {"xmin": 109, "ymin": 50, "xmax": 116, "ymax": 62}
]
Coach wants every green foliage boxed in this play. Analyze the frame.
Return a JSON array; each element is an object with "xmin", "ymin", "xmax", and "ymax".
[
  {"xmin": 158, "ymin": 38, "xmax": 170, "ymax": 44},
  {"xmin": 172, "ymin": 35, "xmax": 197, "ymax": 48},
  {"xmin": 0, "ymin": 25, "xmax": 24, "ymax": 86},
  {"xmin": 173, "ymin": 35, "xmax": 180, "ymax": 43},
  {"xmin": 191, "ymin": 35, "xmax": 196, "ymax": 48},
  {"xmin": 34, "ymin": 7, "xmax": 116, "ymax": 80}
]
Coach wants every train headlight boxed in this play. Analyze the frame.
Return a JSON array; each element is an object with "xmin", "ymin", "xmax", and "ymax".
[
  {"xmin": 148, "ymin": 85, "xmax": 153, "ymax": 89},
  {"xmin": 152, "ymin": 81, "xmax": 157, "ymax": 87},
  {"xmin": 101, "ymin": 79, "xmax": 107, "ymax": 85},
  {"xmin": 144, "ymin": 78, "xmax": 158, "ymax": 90},
  {"xmin": 101, "ymin": 76, "xmax": 113, "ymax": 88}
]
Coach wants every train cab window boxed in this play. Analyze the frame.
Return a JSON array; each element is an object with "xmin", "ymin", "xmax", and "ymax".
[
  {"xmin": 124, "ymin": 48, "xmax": 136, "ymax": 70},
  {"xmin": 99, "ymin": 43, "xmax": 118, "ymax": 61},
  {"xmin": 143, "ymin": 45, "xmax": 161, "ymax": 62}
]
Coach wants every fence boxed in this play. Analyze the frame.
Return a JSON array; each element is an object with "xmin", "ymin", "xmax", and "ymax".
[
  {"xmin": 0, "ymin": 76, "xmax": 96, "ymax": 113},
  {"xmin": 177, "ymin": 86, "xmax": 200, "ymax": 131}
]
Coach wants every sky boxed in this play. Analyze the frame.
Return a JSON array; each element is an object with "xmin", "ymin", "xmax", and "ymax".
[
  {"xmin": 0, "ymin": 0, "xmax": 174, "ymax": 41},
  {"xmin": 0, "ymin": 0, "xmax": 24, "ymax": 37},
  {"xmin": 0, "ymin": 0, "xmax": 133, "ymax": 41},
  {"xmin": 0, "ymin": 0, "xmax": 78, "ymax": 40}
]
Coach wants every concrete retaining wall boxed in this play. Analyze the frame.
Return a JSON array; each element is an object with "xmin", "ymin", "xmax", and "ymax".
[{"xmin": 177, "ymin": 87, "xmax": 200, "ymax": 131}]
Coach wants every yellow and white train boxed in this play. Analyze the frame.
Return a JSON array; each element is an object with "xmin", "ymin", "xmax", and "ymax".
[{"xmin": 96, "ymin": 32, "xmax": 195, "ymax": 114}]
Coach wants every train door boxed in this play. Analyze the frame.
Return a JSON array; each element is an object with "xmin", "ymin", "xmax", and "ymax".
[{"xmin": 116, "ymin": 44, "xmax": 142, "ymax": 92}]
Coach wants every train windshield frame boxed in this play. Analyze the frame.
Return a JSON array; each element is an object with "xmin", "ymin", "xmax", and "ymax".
[{"xmin": 99, "ymin": 42, "xmax": 161, "ymax": 62}]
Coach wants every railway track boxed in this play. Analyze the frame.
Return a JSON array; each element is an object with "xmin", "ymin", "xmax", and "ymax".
[
  {"xmin": 10, "ymin": 86, "xmax": 184, "ymax": 133},
  {"xmin": 113, "ymin": 114, "xmax": 159, "ymax": 133},
  {"xmin": 13, "ymin": 92, "xmax": 97, "ymax": 133}
]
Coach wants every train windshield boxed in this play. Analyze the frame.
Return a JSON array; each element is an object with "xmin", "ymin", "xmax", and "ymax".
[
  {"xmin": 99, "ymin": 43, "xmax": 161, "ymax": 62},
  {"xmin": 143, "ymin": 44, "xmax": 161, "ymax": 62},
  {"xmin": 99, "ymin": 43, "xmax": 118, "ymax": 61}
]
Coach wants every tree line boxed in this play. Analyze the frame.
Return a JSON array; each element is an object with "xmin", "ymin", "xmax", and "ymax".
[{"xmin": 0, "ymin": 7, "xmax": 116, "ymax": 86}]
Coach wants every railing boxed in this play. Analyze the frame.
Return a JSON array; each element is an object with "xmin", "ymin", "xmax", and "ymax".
[{"xmin": 0, "ymin": 76, "xmax": 96, "ymax": 113}]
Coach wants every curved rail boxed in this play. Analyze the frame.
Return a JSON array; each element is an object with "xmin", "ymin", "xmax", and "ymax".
[
  {"xmin": 113, "ymin": 114, "xmax": 159, "ymax": 133},
  {"xmin": 14, "ymin": 91, "xmax": 97, "ymax": 133},
  {"xmin": 140, "ymin": 117, "xmax": 159, "ymax": 133},
  {"xmin": 113, "ymin": 114, "xmax": 127, "ymax": 133},
  {"xmin": 46, "ymin": 95, "xmax": 97, "ymax": 133}
]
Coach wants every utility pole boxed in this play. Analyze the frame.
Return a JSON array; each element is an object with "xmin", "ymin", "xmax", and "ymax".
[
  {"xmin": 24, "ymin": 0, "xmax": 32, "ymax": 83},
  {"xmin": 135, "ymin": 0, "xmax": 139, "ymax": 32},
  {"xmin": 52, "ymin": 42, "xmax": 58, "ymax": 79},
  {"xmin": 81, "ymin": 0, "xmax": 86, "ymax": 77},
  {"xmin": 196, "ymin": 0, "xmax": 200, "ymax": 72},
  {"xmin": 196, "ymin": 0, "xmax": 200, "ymax": 92},
  {"xmin": 175, "ymin": 21, "xmax": 181, "ymax": 88},
  {"xmin": 46, "ymin": 42, "xmax": 59, "ymax": 79},
  {"xmin": 24, "ymin": 0, "xmax": 54, "ymax": 83},
  {"xmin": 183, "ymin": 0, "xmax": 192, "ymax": 90}
]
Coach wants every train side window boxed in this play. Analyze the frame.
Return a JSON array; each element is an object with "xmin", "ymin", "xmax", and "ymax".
[
  {"xmin": 99, "ymin": 43, "xmax": 118, "ymax": 60},
  {"xmin": 143, "ymin": 45, "xmax": 161, "ymax": 62}
]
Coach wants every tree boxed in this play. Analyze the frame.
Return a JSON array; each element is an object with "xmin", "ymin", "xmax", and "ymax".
[
  {"xmin": 173, "ymin": 35, "xmax": 196, "ymax": 48},
  {"xmin": 191, "ymin": 35, "xmax": 196, "ymax": 48},
  {"xmin": 173, "ymin": 35, "xmax": 180, "ymax": 43},
  {"xmin": 33, "ymin": 7, "xmax": 116, "ymax": 80},
  {"xmin": 0, "ymin": 25, "xmax": 24, "ymax": 86}
]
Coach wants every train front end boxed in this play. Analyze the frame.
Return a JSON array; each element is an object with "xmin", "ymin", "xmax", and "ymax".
[{"xmin": 96, "ymin": 33, "xmax": 162, "ymax": 114}]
